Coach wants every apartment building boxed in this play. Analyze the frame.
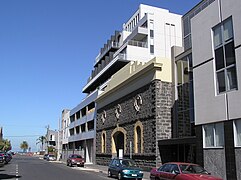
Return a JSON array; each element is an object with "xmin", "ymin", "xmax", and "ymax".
[
  {"xmin": 68, "ymin": 4, "xmax": 182, "ymax": 165},
  {"xmin": 92, "ymin": 4, "xmax": 182, "ymax": 168},
  {"xmin": 172, "ymin": 0, "xmax": 241, "ymax": 179},
  {"xmin": 68, "ymin": 91, "xmax": 97, "ymax": 164}
]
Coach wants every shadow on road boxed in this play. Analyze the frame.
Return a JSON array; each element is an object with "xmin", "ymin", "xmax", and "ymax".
[{"xmin": 0, "ymin": 174, "xmax": 21, "ymax": 179}]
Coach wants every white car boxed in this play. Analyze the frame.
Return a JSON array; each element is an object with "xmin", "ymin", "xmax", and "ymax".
[{"xmin": 47, "ymin": 154, "xmax": 56, "ymax": 161}]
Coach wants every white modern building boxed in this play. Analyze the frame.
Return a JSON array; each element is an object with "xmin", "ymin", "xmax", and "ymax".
[{"xmin": 69, "ymin": 4, "xmax": 182, "ymax": 165}]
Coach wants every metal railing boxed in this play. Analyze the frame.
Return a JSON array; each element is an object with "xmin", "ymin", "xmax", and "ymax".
[{"xmin": 127, "ymin": 40, "xmax": 147, "ymax": 48}]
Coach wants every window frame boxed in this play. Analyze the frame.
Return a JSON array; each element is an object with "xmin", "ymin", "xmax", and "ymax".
[
  {"xmin": 233, "ymin": 120, "xmax": 241, "ymax": 147},
  {"xmin": 213, "ymin": 17, "xmax": 237, "ymax": 94},
  {"xmin": 203, "ymin": 123, "xmax": 224, "ymax": 148}
]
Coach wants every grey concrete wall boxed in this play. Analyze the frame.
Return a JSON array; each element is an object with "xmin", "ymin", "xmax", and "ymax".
[
  {"xmin": 204, "ymin": 149, "xmax": 226, "ymax": 179},
  {"xmin": 235, "ymin": 148, "xmax": 241, "ymax": 180}
]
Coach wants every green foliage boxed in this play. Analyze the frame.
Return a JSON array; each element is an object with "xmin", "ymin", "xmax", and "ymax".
[
  {"xmin": 36, "ymin": 136, "xmax": 46, "ymax": 151},
  {"xmin": 20, "ymin": 141, "xmax": 29, "ymax": 152},
  {"xmin": 0, "ymin": 139, "xmax": 11, "ymax": 152},
  {"xmin": 48, "ymin": 146, "xmax": 55, "ymax": 152}
]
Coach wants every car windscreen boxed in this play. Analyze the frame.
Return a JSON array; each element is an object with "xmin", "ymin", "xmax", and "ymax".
[
  {"xmin": 179, "ymin": 164, "xmax": 208, "ymax": 174},
  {"xmin": 73, "ymin": 155, "xmax": 82, "ymax": 159},
  {"xmin": 120, "ymin": 160, "xmax": 137, "ymax": 167}
]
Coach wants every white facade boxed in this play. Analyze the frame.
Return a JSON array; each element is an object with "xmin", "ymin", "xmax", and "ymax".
[
  {"xmin": 83, "ymin": 4, "xmax": 182, "ymax": 93},
  {"xmin": 61, "ymin": 109, "xmax": 70, "ymax": 145}
]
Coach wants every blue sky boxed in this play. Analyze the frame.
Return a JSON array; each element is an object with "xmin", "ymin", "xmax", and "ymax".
[{"xmin": 0, "ymin": 0, "xmax": 201, "ymax": 152}]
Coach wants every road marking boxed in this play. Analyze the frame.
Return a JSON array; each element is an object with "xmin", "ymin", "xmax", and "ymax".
[{"xmin": 16, "ymin": 164, "xmax": 19, "ymax": 180}]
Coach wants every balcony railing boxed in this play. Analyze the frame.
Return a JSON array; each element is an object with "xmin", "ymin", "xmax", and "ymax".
[
  {"xmin": 127, "ymin": 40, "xmax": 147, "ymax": 48},
  {"xmin": 95, "ymin": 42, "xmax": 119, "ymax": 64}
]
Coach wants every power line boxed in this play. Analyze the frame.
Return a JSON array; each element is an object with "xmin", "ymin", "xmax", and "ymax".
[{"xmin": 4, "ymin": 135, "xmax": 42, "ymax": 138}]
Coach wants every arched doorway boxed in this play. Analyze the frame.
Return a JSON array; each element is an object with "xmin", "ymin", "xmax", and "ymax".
[
  {"xmin": 113, "ymin": 131, "xmax": 124, "ymax": 158},
  {"xmin": 111, "ymin": 127, "xmax": 127, "ymax": 158}
]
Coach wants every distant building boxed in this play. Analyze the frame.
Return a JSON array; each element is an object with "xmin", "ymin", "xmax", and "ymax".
[
  {"xmin": 0, "ymin": 127, "xmax": 3, "ymax": 140},
  {"xmin": 61, "ymin": 109, "xmax": 70, "ymax": 161}
]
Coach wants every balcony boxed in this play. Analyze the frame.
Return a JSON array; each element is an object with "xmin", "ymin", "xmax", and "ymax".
[
  {"xmin": 95, "ymin": 41, "xmax": 119, "ymax": 65},
  {"xmin": 83, "ymin": 53, "xmax": 129, "ymax": 93},
  {"xmin": 68, "ymin": 130, "xmax": 95, "ymax": 142}
]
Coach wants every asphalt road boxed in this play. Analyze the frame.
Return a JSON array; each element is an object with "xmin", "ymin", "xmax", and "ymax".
[{"xmin": 0, "ymin": 155, "xmax": 109, "ymax": 180}]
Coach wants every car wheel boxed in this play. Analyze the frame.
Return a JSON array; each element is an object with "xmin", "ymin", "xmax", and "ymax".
[
  {"xmin": 118, "ymin": 172, "xmax": 122, "ymax": 180},
  {"xmin": 108, "ymin": 170, "xmax": 112, "ymax": 177}
]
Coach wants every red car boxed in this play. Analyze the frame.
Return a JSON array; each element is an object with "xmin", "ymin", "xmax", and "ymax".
[
  {"xmin": 150, "ymin": 162, "xmax": 223, "ymax": 180},
  {"xmin": 67, "ymin": 154, "xmax": 84, "ymax": 167}
]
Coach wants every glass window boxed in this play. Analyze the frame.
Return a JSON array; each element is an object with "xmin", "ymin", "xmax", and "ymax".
[
  {"xmin": 217, "ymin": 71, "xmax": 226, "ymax": 93},
  {"xmin": 215, "ymin": 47, "xmax": 224, "ymax": 70},
  {"xmin": 213, "ymin": 17, "xmax": 237, "ymax": 94},
  {"xmin": 214, "ymin": 25, "xmax": 222, "ymax": 47},
  {"xmin": 150, "ymin": 45, "xmax": 154, "ymax": 54},
  {"xmin": 203, "ymin": 123, "xmax": 224, "ymax": 148},
  {"xmin": 150, "ymin": 30, "xmax": 154, "ymax": 38},
  {"xmin": 223, "ymin": 19, "xmax": 233, "ymax": 41},
  {"xmin": 225, "ymin": 42, "xmax": 235, "ymax": 66},
  {"xmin": 234, "ymin": 120, "xmax": 241, "ymax": 146}
]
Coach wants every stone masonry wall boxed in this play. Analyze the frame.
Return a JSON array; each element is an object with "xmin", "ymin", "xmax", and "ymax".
[{"xmin": 96, "ymin": 80, "xmax": 172, "ymax": 169}]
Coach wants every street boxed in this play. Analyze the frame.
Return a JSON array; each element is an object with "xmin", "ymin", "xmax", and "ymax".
[{"xmin": 0, "ymin": 155, "xmax": 109, "ymax": 180}]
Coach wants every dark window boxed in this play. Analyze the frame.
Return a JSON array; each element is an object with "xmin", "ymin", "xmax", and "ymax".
[
  {"xmin": 213, "ymin": 17, "xmax": 237, "ymax": 93},
  {"xmin": 150, "ymin": 45, "xmax": 154, "ymax": 54},
  {"xmin": 150, "ymin": 30, "xmax": 154, "ymax": 38}
]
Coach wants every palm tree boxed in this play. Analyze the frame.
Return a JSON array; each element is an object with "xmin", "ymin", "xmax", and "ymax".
[
  {"xmin": 0, "ymin": 139, "xmax": 11, "ymax": 152},
  {"xmin": 36, "ymin": 136, "xmax": 46, "ymax": 151},
  {"xmin": 20, "ymin": 141, "xmax": 28, "ymax": 153}
]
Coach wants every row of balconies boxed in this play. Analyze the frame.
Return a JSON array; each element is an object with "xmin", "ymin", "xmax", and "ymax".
[{"xmin": 88, "ymin": 39, "xmax": 148, "ymax": 84}]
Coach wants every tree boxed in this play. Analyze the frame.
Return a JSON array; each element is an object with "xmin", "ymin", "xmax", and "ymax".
[
  {"xmin": 36, "ymin": 136, "xmax": 46, "ymax": 151},
  {"xmin": 0, "ymin": 139, "xmax": 11, "ymax": 152},
  {"xmin": 20, "ymin": 141, "xmax": 28, "ymax": 152}
]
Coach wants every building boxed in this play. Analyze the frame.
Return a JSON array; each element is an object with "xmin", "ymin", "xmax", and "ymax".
[
  {"xmin": 0, "ymin": 127, "xmax": 3, "ymax": 141},
  {"xmin": 68, "ymin": 91, "xmax": 97, "ymax": 164},
  {"xmin": 172, "ymin": 0, "xmax": 241, "ymax": 179},
  {"xmin": 191, "ymin": 0, "xmax": 241, "ymax": 179},
  {"xmin": 46, "ymin": 128, "xmax": 58, "ymax": 154},
  {"xmin": 91, "ymin": 4, "xmax": 182, "ymax": 168},
  {"xmin": 96, "ymin": 57, "xmax": 173, "ymax": 169},
  {"xmin": 61, "ymin": 109, "xmax": 70, "ymax": 161},
  {"xmin": 69, "ymin": 4, "xmax": 182, "ymax": 166}
]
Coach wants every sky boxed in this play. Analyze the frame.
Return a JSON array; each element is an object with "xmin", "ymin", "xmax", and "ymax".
[{"xmin": 0, "ymin": 0, "xmax": 201, "ymax": 152}]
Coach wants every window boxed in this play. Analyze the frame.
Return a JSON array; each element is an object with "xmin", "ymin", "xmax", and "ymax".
[
  {"xmin": 234, "ymin": 120, "xmax": 241, "ymax": 147},
  {"xmin": 150, "ymin": 45, "xmax": 154, "ymax": 54},
  {"xmin": 102, "ymin": 131, "xmax": 106, "ymax": 153},
  {"xmin": 150, "ymin": 30, "xmax": 154, "ymax": 38},
  {"xmin": 213, "ymin": 17, "xmax": 237, "ymax": 94},
  {"xmin": 203, "ymin": 123, "xmax": 224, "ymax": 148},
  {"xmin": 134, "ymin": 122, "xmax": 143, "ymax": 153}
]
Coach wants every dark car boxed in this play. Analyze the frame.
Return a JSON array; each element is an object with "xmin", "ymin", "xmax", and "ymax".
[
  {"xmin": 43, "ymin": 154, "xmax": 48, "ymax": 160},
  {"xmin": 0, "ymin": 152, "xmax": 11, "ymax": 164},
  {"xmin": 0, "ymin": 155, "xmax": 4, "ymax": 167},
  {"xmin": 67, "ymin": 154, "xmax": 84, "ymax": 167},
  {"xmin": 108, "ymin": 158, "xmax": 143, "ymax": 180},
  {"xmin": 150, "ymin": 162, "xmax": 223, "ymax": 180}
]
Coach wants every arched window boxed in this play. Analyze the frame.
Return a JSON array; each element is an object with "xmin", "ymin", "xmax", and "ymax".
[
  {"xmin": 101, "ymin": 131, "xmax": 106, "ymax": 153},
  {"xmin": 134, "ymin": 121, "xmax": 143, "ymax": 154}
]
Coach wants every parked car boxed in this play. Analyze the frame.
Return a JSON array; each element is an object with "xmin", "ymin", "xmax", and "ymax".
[
  {"xmin": 46, "ymin": 154, "xmax": 56, "ymax": 161},
  {"xmin": 0, "ymin": 152, "xmax": 11, "ymax": 164},
  {"xmin": 108, "ymin": 158, "xmax": 143, "ymax": 180},
  {"xmin": 0, "ymin": 155, "xmax": 5, "ymax": 167},
  {"xmin": 150, "ymin": 162, "xmax": 223, "ymax": 180},
  {"xmin": 67, "ymin": 154, "xmax": 84, "ymax": 167},
  {"xmin": 43, "ymin": 154, "xmax": 48, "ymax": 160}
]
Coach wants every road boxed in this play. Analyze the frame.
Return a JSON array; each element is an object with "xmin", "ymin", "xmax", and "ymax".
[{"xmin": 0, "ymin": 155, "xmax": 109, "ymax": 180}]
